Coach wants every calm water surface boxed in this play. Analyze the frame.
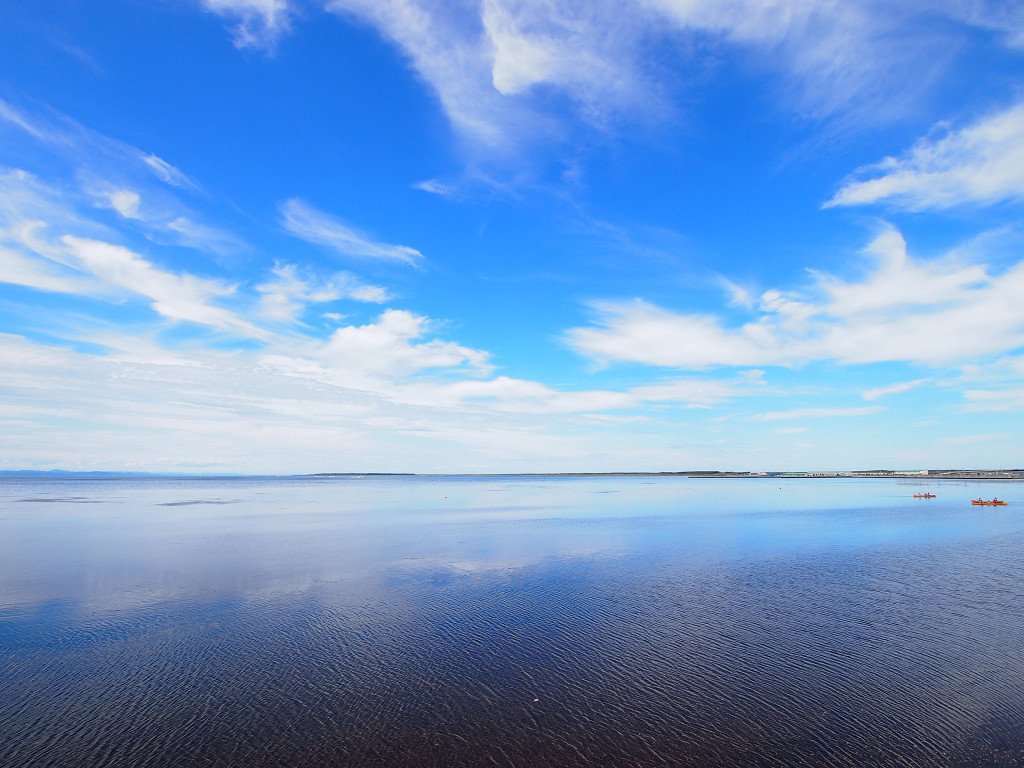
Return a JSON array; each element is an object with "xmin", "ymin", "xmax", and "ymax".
[{"xmin": 2, "ymin": 475, "xmax": 1024, "ymax": 766}]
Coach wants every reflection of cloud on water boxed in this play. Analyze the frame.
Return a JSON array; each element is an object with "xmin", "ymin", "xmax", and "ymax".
[
  {"xmin": 5, "ymin": 475, "xmax": 1015, "ymax": 627},
  {"xmin": 14, "ymin": 496, "xmax": 104, "ymax": 503},
  {"xmin": 0, "ymin": 512, "xmax": 636, "ymax": 622},
  {"xmin": 156, "ymin": 499, "xmax": 241, "ymax": 507}
]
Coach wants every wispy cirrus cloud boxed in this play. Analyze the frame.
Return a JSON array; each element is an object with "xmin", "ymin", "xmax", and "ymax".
[
  {"xmin": 566, "ymin": 226, "xmax": 1024, "ymax": 369},
  {"xmin": 0, "ymin": 98, "xmax": 200, "ymax": 194},
  {"xmin": 84, "ymin": 183, "xmax": 245, "ymax": 255},
  {"xmin": 413, "ymin": 179, "xmax": 457, "ymax": 197},
  {"xmin": 400, "ymin": 372, "xmax": 744, "ymax": 414},
  {"xmin": 861, "ymin": 379, "xmax": 929, "ymax": 401},
  {"xmin": 165, "ymin": 215, "xmax": 246, "ymax": 256},
  {"xmin": 60, "ymin": 235, "xmax": 265, "ymax": 337},
  {"xmin": 256, "ymin": 262, "xmax": 389, "ymax": 322},
  {"xmin": 139, "ymin": 154, "xmax": 202, "ymax": 193},
  {"xmin": 102, "ymin": 189, "xmax": 142, "ymax": 219},
  {"xmin": 0, "ymin": 100, "xmax": 239, "ymax": 259},
  {"xmin": 316, "ymin": 0, "xmax": 982, "ymax": 157},
  {"xmin": 643, "ymin": 0, "xmax": 905, "ymax": 120},
  {"xmin": 961, "ymin": 362, "xmax": 1024, "ymax": 412},
  {"xmin": 753, "ymin": 406, "xmax": 884, "ymax": 421},
  {"xmin": 949, "ymin": 0, "xmax": 1024, "ymax": 49},
  {"xmin": 201, "ymin": 0, "xmax": 293, "ymax": 51},
  {"xmin": 963, "ymin": 390, "xmax": 1024, "ymax": 411},
  {"xmin": 281, "ymin": 198, "xmax": 424, "ymax": 266},
  {"xmin": 0, "ymin": 244, "xmax": 98, "ymax": 296},
  {"xmin": 827, "ymin": 102, "xmax": 1024, "ymax": 210},
  {"xmin": 937, "ymin": 432, "xmax": 1016, "ymax": 445}
]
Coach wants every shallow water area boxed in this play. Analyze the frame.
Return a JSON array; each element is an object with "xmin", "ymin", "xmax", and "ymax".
[{"xmin": 2, "ymin": 475, "xmax": 1024, "ymax": 767}]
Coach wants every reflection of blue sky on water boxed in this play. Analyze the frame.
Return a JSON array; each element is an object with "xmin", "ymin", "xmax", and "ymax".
[
  {"xmin": 2, "ymin": 475, "xmax": 1023, "ymax": 617},
  {"xmin": 4, "ymin": 476, "xmax": 1024, "ymax": 766}
]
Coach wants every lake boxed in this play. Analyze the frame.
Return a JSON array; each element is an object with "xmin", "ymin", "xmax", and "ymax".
[{"xmin": 2, "ymin": 475, "xmax": 1023, "ymax": 767}]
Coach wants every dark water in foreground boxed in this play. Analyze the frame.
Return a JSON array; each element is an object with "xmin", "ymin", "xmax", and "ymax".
[{"xmin": 2, "ymin": 475, "xmax": 1024, "ymax": 767}]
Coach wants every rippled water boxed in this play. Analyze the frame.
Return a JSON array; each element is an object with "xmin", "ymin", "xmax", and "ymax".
[{"xmin": 2, "ymin": 475, "xmax": 1024, "ymax": 767}]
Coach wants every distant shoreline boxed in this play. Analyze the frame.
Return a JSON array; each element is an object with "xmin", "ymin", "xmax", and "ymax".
[
  {"xmin": 2, "ymin": 469, "xmax": 1022, "ymax": 480},
  {"xmin": 314, "ymin": 471, "xmax": 1023, "ymax": 480}
]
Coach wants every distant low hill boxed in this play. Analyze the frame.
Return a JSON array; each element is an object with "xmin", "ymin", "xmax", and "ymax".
[{"xmin": 0, "ymin": 469, "xmax": 243, "ymax": 478}]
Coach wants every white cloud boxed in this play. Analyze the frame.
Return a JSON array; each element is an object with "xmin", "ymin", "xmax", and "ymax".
[
  {"xmin": 567, "ymin": 298, "xmax": 783, "ymax": 369},
  {"xmin": 0, "ymin": 99, "xmax": 205, "ymax": 205},
  {"xmin": 0, "ymin": 244, "xmax": 98, "ymax": 295},
  {"xmin": 0, "ymin": 168, "xmax": 116, "ymax": 277},
  {"xmin": 256, "ymin": 263, "xmax": 389, "ymax": 322},
  {"xmin": 962, "ymin": 387, "xmax": 1024, "ymax": 412},
  {"xmin": 413, "ymin": 179, "xmax": 456, "ymax": 196},
  {"xmin": 317, "ymin": 0, "xmax": 975, "ymax": 156},
  {"xmin": 202, "ymin": 0, "xmax": 292, "ymax": 50},
  {"xmin": 85, "ymin": 183, "xmax": 246, "ymax": 255},
  {"xmin": 774, "ymin": 426, "xmax": 809, "ymax": 434},
  {"xmin": 404, "ymin": 373, "xmax": 741, "ymax": 414},
  {"xmin": 950, "ymin": 1, "xmax": 1024, "ymax": 49},
  {"xmin": 350, "ymin": 284, "xmax": 390, "ymax": 303},
  {"xmin": 567, "ymin": 227, "xmax": 1024, "ymax": 369},
  {"xmin": 0, "ymin": 169, "xmax": 100, "ymax": 241},
  {"xmin": 827, "ymin": 102, "xmax": 1024, "ymax": 209},
  {"xmin": 318, "ymin": 0, "xmax": 664, "ymax": 151},
  {"xmin": 140, "ymin": 154, "xmax": 201, "ymax": 192},
  {"xmin": 281, "ymin": 198, "xmax": 424, "ymax": 266},
  {"xmin": 861, "ymin": 378, "xmax": 929, "ymax": 401},
  {"xmin": 326, "ymin": 0, "xmax": 551, "ymax": 149},
  {"xmin": 0, "ymin": 99, "xmax": 65, "ymax": 144},
  {"xmin": 754, "ymin": 406, "xmax": 884, "ymax": 421},
  {"xmin": 165, "ymin": 216, "xmax": 246, "ymax": 255},
  {"xmin": 720, "ymin": 278, "xmax": 755, "ymax": 309},
  {"xmin": 60, "ymin": 235, "xmax": 264, "ymax": 336},
  {"xmin": 645, "ymin": 0, "xmax": 896, "ymax": 119},
  {"xmin": 315, "ymin": 308, "xmax": 491, "ymax": 379},
  {"xmin": 0, "ymin": 99, "xmax": 203, "ymax": 197},
  {"xmin": 938, "ymin": 432, "xmax": 1016, "ymax": 445},
  {"xmin": 481, "ymin": 0, "xmax": 652, "ymax": 112},
  {"xmin": 105, "ymin": 189, "xmax": 142, "ymax": 219}
]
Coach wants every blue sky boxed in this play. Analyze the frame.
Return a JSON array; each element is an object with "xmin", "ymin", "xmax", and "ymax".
[{"xmin": 1, "ymin": 0, "xmax": 1023, "ymax": 473}]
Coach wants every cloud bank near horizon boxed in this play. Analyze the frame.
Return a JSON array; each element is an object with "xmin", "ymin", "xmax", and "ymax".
[{"xmin": 1, "ymin": 2, "xmax": 1023, "ymax": 471}]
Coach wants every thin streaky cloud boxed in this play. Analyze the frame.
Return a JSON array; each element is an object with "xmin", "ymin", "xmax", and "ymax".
[
  {"xmin": 202, "ymin": 0, "xmax": 293, "ymax": 51},
  {"xmin": 60, "ymin": 235, "xmax": 266, "ymax": 338},
  {"xmin": 938, "ymin": 432, "xmax": 1016, "ymax": 445},
  {"xmin": 0, "ymin": 99, "xmax": 202, "ymax": 195},
  {"xmin": 255, "ymin": 262, "xmax": 389, "ymax": 323},
  {"xmin": 862, "ymin": 379, "xmax": 929, "ymax": 401},
  {"xmin": 413, "ymin": 179, "xmax": 455, "ymax": 196},
  {"xmin": 166, "ymin": 216, "xmax": 247, "ymax": 256},
  {"xmin": 962, "ymin": 387, "xmax": 1024, "ymax": 412},
  {"xmin": 103, "ymin": 189, "xmax": 142, "ymax": 219},
  {"xmin": 0, "ymin": 244, "xmax": 98, "ymax": 296},
  {"xmin": 0, "ymin": 99, "xmax": 63, "ymax": 144},
  {"xmin": 753, "ymin": 406, "xmax": 884, "ymax": 421},
  {"xmin": 321, "ymin": 0, "xmax": 971, "ymax": 158},
  {"xmin": 281, "ymin": 198, "xmax": 424, "ymax": 267},
  {"xmin": 826, "ymin": 102, "xmax": 1024, "ymax": 210},
  {"xmin": 140, "ymin": 154, "xmax": 202, "ymax": 193}
]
